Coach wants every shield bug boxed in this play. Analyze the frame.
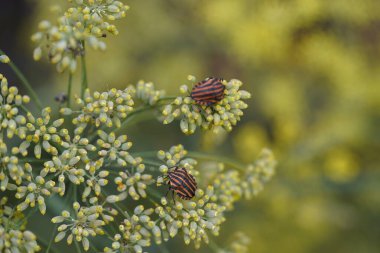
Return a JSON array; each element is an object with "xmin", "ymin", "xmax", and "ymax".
[
  {"xmin": 165, "ymin": 167, "xmax": 197, "ymax": 200},
  {"xmin": 190, "ymin": 77, "xmax": 225, "ymax": 106}
]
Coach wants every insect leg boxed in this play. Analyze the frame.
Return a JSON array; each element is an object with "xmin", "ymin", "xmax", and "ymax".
[{"xmin": 172, "ymin": 190, "xmax": 176, "ymax": 204}]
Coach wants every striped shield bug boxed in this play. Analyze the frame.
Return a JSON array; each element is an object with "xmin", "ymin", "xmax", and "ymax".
[
  {"xmin": 190, "ymin": 77, "xmax": 226, "ymax": 106},
  {"xmin": 164, "ymin": 167, "xmax": 197, "ymax": 200}
]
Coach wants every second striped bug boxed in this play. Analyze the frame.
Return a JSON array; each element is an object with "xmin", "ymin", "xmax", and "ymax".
[
  {"xmin": 190, "ymin": 77, "xmax": 226, "ymax": 106},
  {"xmin": 163, "ymin": 167, "xmax": 197, "ymax": 201}
]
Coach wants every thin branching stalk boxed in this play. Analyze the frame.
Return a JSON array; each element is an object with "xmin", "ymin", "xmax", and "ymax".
[
  {"xmin": 46, "ymin": 186, "xmax": 73, "ymax": 253},
  {"xmin": 132, "ymin": 150, "xmax": 247, "ymax": 171},
  {"xmin": 158, "ymin": 244, "xmax": 170, "ymax": 253},
  {"xmin": 208, "ymin": 237, "xmax": 222, "ymax": 253},
  {"xmin": 74, "ymin": 240, "xmax": 83, "ymax": 253},
  {"xmin": 80, "ymin": 42, "xmax": 88, "ymax": 99},
  {"xmin": 67, "ymin": 72, "xmax": 73, "ymax": 107},
  {"xmin": 0, "ymin": 48, "xmax": 43, "ymax": 110}
]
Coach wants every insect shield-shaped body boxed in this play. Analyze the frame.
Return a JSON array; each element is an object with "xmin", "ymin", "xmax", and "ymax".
[
  {"xmin": 190, "ymin": 77, "xmax": 226, "ymax": 106},
  {"xmin": 167, "ymin": 167, "xmax": 197, "ymax": 200}
]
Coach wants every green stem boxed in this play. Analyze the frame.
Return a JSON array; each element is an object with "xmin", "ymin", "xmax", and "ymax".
[
  {"xmin": 38, "ymin": 236, "xmax": 57, "ymax": 253},
  {"xmin": 20, "ymin": 104, "xmax": 31, "ymax": 114},
  {"xmin": 67, "ymin": 72, "xmax": 73, "ymax": 107},
  {"xmin": 73, "ymin": 185, "xmax": 78, "ymax": 203},
  {"xmin": 157, "ymin": 96, "xmax": 177, "ymax": 102},
  {"xmin": 87, "ymin": 105, "xmax": 154, "ymax": 142},
  {"xmin": 158, "ymin": 243, "xmax": 170, "ymax": 253},
  {"xmin": 208, "ymin": 237, "xmax": 222, "ymax": 253},
  {"xmin": 46, "ymin": 186, "xmax": 73, "ymax": 253},
  {"xmin": 20, "ymin": 158, "xmax": 49, "ymax": 163},
  {"xmin": 80, "ymin": 42, "xmax": 88, "ymax": 99},
  {"xmin": 114, "ymin": 105, "xmax": 155, "ymax": 134},
  {"xmin": 74, "ymin": 240, "xmax": 83, "ymax": 253},
  {"xmin": 45, "ymin": 224, "xmax": 58, "ymax": 253},
  {"xmin": 0, "ymin": 49, "xmax": 43, "ymax": 110},
  {"xmin": 187, "ymin": 151, "xmax": 247, "ymax": 171},
  {"xmin": 132, "ymin": 151, "xmax": 247, "ymax": 171}
]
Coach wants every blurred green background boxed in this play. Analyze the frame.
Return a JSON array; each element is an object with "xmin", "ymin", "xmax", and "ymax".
[{"xmin": 1, "ymin": 0, "xmax": 380, "ymax": 252}]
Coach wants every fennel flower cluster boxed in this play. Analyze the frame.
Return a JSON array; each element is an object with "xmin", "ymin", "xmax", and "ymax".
[
  {"xmin": 31, "ymin": 0, "xmax": 129, "ymax": 73},
  {"xmin": 162, "ymin": 78, "xmax": 251, "ymax": 134},
  {"xmin": 0, "ymin": 197, "xmax": 41, "ymax": 253},
  {"xmin": 0, "ymin": 72, "xmax": 276, "ymax": 253},
  {"xmin": 102, "ymin": 145, "xmax": 276, "ymax": 252},
  {"xmin": 60, "ymin": 87, "xmax": 135, "ymax": 132},
  {"xmin": 0, "ymin": 0, "xmax": 277, "ymax": 252}
]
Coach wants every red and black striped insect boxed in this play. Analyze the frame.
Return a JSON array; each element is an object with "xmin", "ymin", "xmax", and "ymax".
[
  {"xmin": 190, "ymin": 77, "xmax": 226, "ymax": 106},
  {"xmin": 164, "ymin": 167, "xmax": 197, "ymax": 200}
]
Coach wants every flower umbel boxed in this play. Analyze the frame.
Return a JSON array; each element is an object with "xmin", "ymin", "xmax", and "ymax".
[
  {"xmin": 0, "ymin": 197, "xmax": 41, "ymax": 253},
  {"xmin": 162, "ymin": 78, "xmax": 251, "ymax": 134},
  {"xmin": 61, "ymin": 88, "xmax": 135, "ymax": 133},
  {"xmin": 31, "ymin": 0, "xmax": 130, "ymax": 73}
]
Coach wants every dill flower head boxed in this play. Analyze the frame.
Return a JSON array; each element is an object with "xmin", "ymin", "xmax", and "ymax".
[
  {"xmin": 0, "ymin": 139, "xmax": 31, "ymax": 191},
  {"xmin": 162, "ymin": 77, "xmax": 251, "ymax": 134},
  {"xmin": 52, "ymin": 201, "xmax": 115, "ymax": 251},
  {"xmin": 31, "ymin": 0, "xmax": 129, "ymax": 73},
  {"xmin": 155, "ymin": 188, "xmax": 226, "ymax": 249},
  {"xmin": 14, "ymin": 107, "xmax": 66, "ymax": 159},
  {"xmin": 15, "ymin": 164, "xmax": 56, "ymax": 214},
  {"xmin": 43, "ymin": 151, "xmax": 86, "ymax": 195},
  {"xmin": 156, "ymin": 144, "xmax": 198, "ymax": 176},
  {"xmin": 0, "ymin": 197, "xmax": 41, "ymax": 253},
  {"xmin": 60, "ymin": 87, "xmax": 135, "ymax": 133},
  {"xmin": 104, "ymin": 205, "xmax": 154, "ymax": 253},
  {"xmin": 134, "ymin": 81, "xmax": 165, "ymax": 105},
  {"xmin": 0, "ymin": 75, "xmax": 30, "ymax": 139}
]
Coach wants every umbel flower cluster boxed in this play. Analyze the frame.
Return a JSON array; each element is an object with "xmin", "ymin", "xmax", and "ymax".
[
  {"xmin": 31, "ymin": 0, "xmax": 129, "ymax": 73},
  {"xmin": 162, "ymin": 77, "xmax": 251, "ymax": 134},
  {"xmin": 0, "ymin": 0, "xmax": 276, "ymax": 252},
  {"xmin": 0, "ymin": 197, "xmax": 41, "ymax": 253}
]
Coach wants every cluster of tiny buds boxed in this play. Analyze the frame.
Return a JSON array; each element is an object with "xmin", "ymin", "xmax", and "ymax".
[
  {"xmin": 155, "ymin": 186, "xmax": 226, "ymax": 249},
  {"xmin": 134, "ymin": 81, "xmax": 165, "ymax": 105},
  {"xmin": 162, "ymin": 76, "xmax": 251, "ymax": 134},
  {"xmin": 0, "ymin": 197, "xmax": 41, "ymax": 252},
  {"xmin": 60, "ymin": 87, "xmax": 135, "ymax": 133},
  {"xmin": 104, "ymin": 205, "xmax": 154, "ymax": 253},
  {"xmin": 32, "ymin": 0, "xmax": 129, "ymax": 73},
  {"xmin": 52, "ymin": 201, "xmax": 116, "ymax": 251},
  {"xmin": 156, "ymin": 144, "xmax": 198, "ymax": 177},
  {"xmin": 0, "ymin": 74, "xmax": 30, "ymax": 139}
]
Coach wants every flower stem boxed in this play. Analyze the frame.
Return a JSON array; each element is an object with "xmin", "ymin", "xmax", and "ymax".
[
  {"xmin": 208, "ymin": 237, "xmax": 222, "ymax": 253},
  {"xmin": 157, "ymin": 96, "xmax": 177, "ymax": 102},
  {"xmin": 133, "ymin": 150, "xmax": 247, "ymax": 171},
  {"xmin": 74, "ymin": 240, "xmax": 83, "ymax": 253},
  {"xmin": 0, "ymin": 49, "xmax": 43, "ymax": 110},
  {"xmin": 46, "ymin": 185, "xmax": 73, "ymax": 253},
  {"xmin": 158, "ymin": 243, "xmax": 170, "ymax": 253},
  {"xmin": 187, "ymin": 151, "xmax": 247, "ymax": 171},
  {"xmin": 114, "ymin": 105, "xmax": 155, "ymax": 134},
  {"xmin": 67, "ymin": 72, "xmax": 73, "ymax": 107},
  {"xmin": 80, "ymin": 42, "xmax": 88, "ymax": 99},
  {"xmin": 45, "ymin": 224, "xmax": 58, "ymax": 253}
]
